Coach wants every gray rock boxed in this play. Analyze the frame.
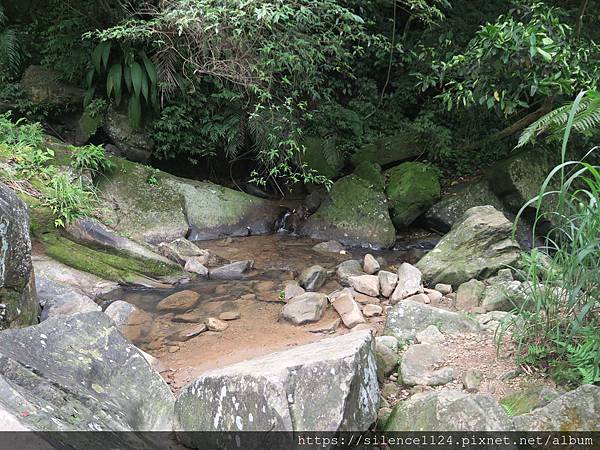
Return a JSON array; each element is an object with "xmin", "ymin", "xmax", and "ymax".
[
  {"xmin": 385, "ymin": 389, "xmax": 514, "ymax": 431},
  {"xmin": 499, "ymin": 385, "xmax": 561, "ymax": 416},
  {"xmin": 513, "ymin": 385, "xmax": 600, "ymax": 431},
  {"xmin": 21, "ymin": 65, "xmax": 85, "ymax": 107},
  {"xmin": 415, "ymin": 325, "xmax": 445, "ymax": 345},
  {"xmin": 183, "ymin": 257, "xmax": 209, "ymax": 276},
  {"xmin": 434, "ymin": 283, "xmax": 452, "ymax": 295},
  {"xmin": 0, "ymin": 183, "xmax": 39, "ymax": 330},
  {"xmin": 104, "ymin": 300, "xmax": 139, "ymax": 330},
  {"xmin": 331, "ymin": 291, "xmax": 365, "ymax": 328},
  {"xmin": 298, "ymin": 265, "xmax": 327, "ymax": 291},
  {"xmin": 103, "ymin": 105, "xmax": 153, "ymax": 162},
  {"xmin": 281, "ymin": 293, "xmax": 328, "ymax": 325},
  {"xmin": 210, "ymin": 260, "xmax": 253, "ymax": 280},
  {"xmin": 400, "ymin": 344, "xmax": 455, "ymax": 386},
  {"xmin": 283, "ymin": 281, "xmax": 305, "ymax": 302},
  {"xmin": 363, "ymin": 254, "xmax": 380, "ymax": 275},
  {"xmin": 312, "ymin": 240, "xmax": 344, "ymax": 253},
  {"xmin": 384, "ymin": 300, "xmax": 480, "ymax": 342},
  {"xmin": 36, "ymin": 275, "xmax": 100, "ymax": 323},
  {"xmin": 456, "ymin": 279, "xmax": 486, "ymax": 310},
  {"xmin": 425, "ymin": 288, "xmax": 443, "ymax": 303},
  {"xmin": 336, "ymin": 260, "xmax": 364, "ymax": 285},
  {"xmin": 349, "ymin": 275, "xmax": 380, "ymax": 297},
  {"xmin": 363, "ymin": 304, "xmax": 383, "ymax": 317},
  {"xmin": 375, "ymin": 341, "xmax": 399, "ymax": 378},
  {"xmin": 391, "ymin": 263, "xmax": 422, "ymax": 303},
  {"xmin": 375, "ymin": 336, "xmax": 398, "ymax": 352},
  {"xmin": 158, "ymin": 238, "xmax": 203, "ymax": 265},
  {"xmin": 404, "ymin": 293, "xmax": 431, "ymax": 304},
  {"xmin": 416, "ymin": 206, "xmax": 521, "ymax": 286},
  {"xmin": 378, "ymin": 270, "xmax": 398, "ymax": 298},
  {"xmin": 174, "ymin": 330, "xmax": 379, "ymax": 439},
  {"xmin": 0, "ymin": 312, "xmax": 174, "ymax": 440},
  {"xmin": 463, "ymin": 369, "xmax": 484, "ymax": 392},
  {"xmin": 481, "ymin": 271, "xmax": 526, "ymax": 312}
]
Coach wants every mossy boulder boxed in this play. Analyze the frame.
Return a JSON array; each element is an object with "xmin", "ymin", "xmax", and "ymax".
[
  {"xmin": 351, "ymin": 134, "xmax": 422, "ymax": 167},
  {"xmin": 298, "ymin": 175, "xmax": 396, "ymax": 249},
  {"xmin": 353, "ymin": 161, "xmax": 384, "ymax": 191},
  {"xmin": 103, "ymin": 105, "xmax": 152, "ymax": 163},
  {"xmin": 500, "ymin": 385, "xmax": 560, "ymax": 417},
  {"xmin": 0, "ymin": 183, "xmax": 39, "ymax": 330},
  {"xmin": 385, "ymin": 162, "xmax": 441, "ymax": 228},
  {"xmin": 302, "ymin": 136, "xmax": 344, "ymax": 179},
  {"xmin": 21, "ymin": 65, "xmax": 85, "ymax": 107},
  {"xmin": 76, "ymin": 107, "xmax": 105, "ymax": 145}
]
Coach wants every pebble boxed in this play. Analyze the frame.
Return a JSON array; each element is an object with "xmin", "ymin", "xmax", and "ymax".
[{"xmin": 206, "ymin": 317, "xmax": 229, "ymax": 332}]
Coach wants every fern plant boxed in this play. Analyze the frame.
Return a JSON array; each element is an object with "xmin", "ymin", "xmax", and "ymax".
[
  {"xmin": 0, "ymin": 4, "xmax": 20, "ymax": 80},
  {"xmin": 517, "ymin": 90, "xmax": 600, "ymax": 147}
]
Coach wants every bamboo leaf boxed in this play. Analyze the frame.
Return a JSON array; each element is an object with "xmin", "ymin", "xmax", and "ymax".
[
  {"xmin": 128, "ymin": 94, "xmax": 142, "ymax": 129},
  {"xmin": 130, "ymin": 62, "xmax": 143, "ymax": 97},
  {"xmin": 141, "ymin": 53, "xmax": 158, "ymax": 87},
  {"xmin": 101, "ymin": 41, "xmax": 111, "ymax": 69}
]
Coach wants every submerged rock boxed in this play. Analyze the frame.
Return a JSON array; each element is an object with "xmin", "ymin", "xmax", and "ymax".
[
  {"xmin": 0, "ymin": 183, "xmax": 39, "ymax": 330},
  {"xmin": 298, "ymin": 175, "xmax": 396, "ymax": 249},
  {"xmin": 157, "ymin": 290, "xmax": 200, "ymax": 311},
  {"xmin": 0, "ymin": 312, "xmax": 174, "ymax": 441},
  {"xmin": 174, "ymin": 330, "xmax": 378, "ymax": 440},
  {"xmin": 416, "ymin": 206, "xmax": 521, "ymax": 286}
]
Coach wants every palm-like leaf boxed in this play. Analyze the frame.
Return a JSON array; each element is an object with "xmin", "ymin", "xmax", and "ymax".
[{"xmin": 517, "ymin": 91, "xmax": 600, "ymax": 148}]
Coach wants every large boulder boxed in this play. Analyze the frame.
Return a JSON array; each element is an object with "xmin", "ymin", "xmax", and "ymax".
[
  {"xmin": 351, "ymin": 134, "xmax": 421, "ymax": 167},
  {"xmin": 385, "ymin": 162, "xmax": 441, "ymax": 228},
  {"xmin": 384, "ymin": 389, "xmax": 514, "ymax": 431},
  {"xmin": 416, "ymin": 206, "xmax": 521, "ymax": 286},
  {"xmin": 97, "ymin": 157, "xmax": 284, "ymax": 245},
  {"xmin": 302, "ymin": 136, "xmax": 344, "ymax": 179},
  {"xmin": 353, "ymin": 161, "xmax": 385, "ymax": 191},
  {"xmin": 103, "ymin": 105, "xmax": 153, "ymax": 162},
  {"xmin": 298, "ymin": 175, "xmax": 396, "ymax": 249},
  {"xmin": 36, "ymin": 276, "xmax": 100, "ymax": 321},
  {"xmin": 21, "ymin": 65, "xmax": 85, "ymax": 108},
  {"xmin": 384, "ymin": 300, "xmax": 479, "ymax": 342},
  {"xmin": 0, "ymin": 312, "xmax": 175, "ymax": 442},
  {"xmin": 513, "ymin": 385, "xmax": 600, "ymax": 431},
  {"xmin": 0, "ymin": 183, "xmax": 39, "ymax": 330},
  {"xmin": 175, "ymin": 330, "xmax": 379, "ymax": 443}
]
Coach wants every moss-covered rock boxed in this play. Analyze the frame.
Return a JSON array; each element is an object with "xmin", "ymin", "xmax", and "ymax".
[
  {"xmin": 103, "ymin": 105, "xmax": 152, "ymax": 163},
  {"xmin": 353, "ymin": 161, "xmax": 384, "ymax": 191},
  {"xmin": 298, "ymin": 175, "xmax": 395, "ymax": 249},
  {"xmin": 351, "ymin": 134, "xmax": 422, "ymax": 167},
  {"xmin": 500, "ymin": 385, "xmax": 561, "ymax": 417},
  {"xmin": 302, "ymin": 136, "xmax": 344, "ymax": 179},
  {"xmin": 385, "ymin": 162, "xmax": 441, "ymax": 228},
  {"xmin": 20, "ymin": 65, "xmax": 85, "ymax": 107},
  {"xmin": 76, "ymin": 107, "xmax": 104, "ymax": 144}
]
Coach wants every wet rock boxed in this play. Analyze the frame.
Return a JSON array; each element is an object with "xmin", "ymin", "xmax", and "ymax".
[
  {"xmin": 391, "ymin": 263, "xmax": 422, "ymax": 303},
  {"xmin": 456, "ymin": 279, "xmax": 486, "ymax": 311},
  {"xmin": 415, "ymin": 325, "xmax": 445, "ymax": 345},
  {"xmin": 378, "ymin": 270, "xmax": 398, "ymax": 298},
  {"xmin": 0, "ymin": 312, "xmax": 174, "ymax": 438},
  {"xmin": 210, "ymin": 260, "xmax": 253, "ymax": 280},
  {"xmin": 157, "ymin": 290, "xmax": 200, "ymax": 311},
  {"xmin": 463, "ymin": 369, "xmax": 484, "ymax": 392},
  {"xmin": 312, "ymin": 240, "xmax": 344, "ymax": 253},
  {"xmin": 363, "ymin": 304, "xmax": 383, "ymax": 317},
  {"xmin": 331, "ymin": 291, "xmax": 365, "ymax": 328},
  {"xmin": 513, "ymin": 385, "xmax": 600, "ymax": 431},
  {"xmin": 298, "ymin": 175, "xmax": 395, "ymax": 249},
  {"xmin": 0, "ymin": 184, "xmax": 39, "ymax": 330},
  {"xmin": 206, "ymin": 317, "xmax": 229, "ymax": 332},
  {"xmin": 174, "ymin": 330, "xmax": 379, "ymax": 437},
  {"xmin": 218, "ymin": 310, "xmax": 240, "ymax": 321},
  {"xmin": 283, "ymin": 281, "xmax": 305, "ymax": 302},
  {"xmin": 37, "ymin": 276, "xmax": 100, "ymax": 321},
  {"xmin": 384, "ymin": 300, "xmax": 480, "ymax": 342},
  {"xmin": 348, "ymin": 275, "xmax": 380, "ymax": 297},
  {"xmin": 281, "ymin": 292, "xmax": 328, "ymax": 325},
  {"xmin": 416, "ymin": 206, "xmax": 520, "ymax": 286},
  {"xmin": 363, "ymin": 254, "xmax": 380, "ymax": 275},
  {"xmin": 435, "ymin": 283, "xmax": 452, "ymax": 295},
  {"xmin": 336, "ymin": 260, "xmax": 364, "ymax": 285},
  {"xmin": 298, "ymin": 265, "xmax": 327, "ymax": 291},
  {"xmin": 385, "ymin": 389, "xmax": 514, "ymax": 431},
  {"xmin": 184, "ymin": 257, "xmax": 209, "ymax": 276},
  {"xmin": 104, "ymin": 300, "xmax": 139, "ymax": 330},
  {"xmin": 499, "ymin": 385, "xmax": 560, "ymax": 417},
  {"xmin": 400, "ymin": 344, "xmax": 455, "ymax": 386}
]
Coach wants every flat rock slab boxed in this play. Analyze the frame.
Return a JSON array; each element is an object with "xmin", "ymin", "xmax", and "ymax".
[
  {"xmin": 348, "ymin": 274, "xmax": 380, "ymax": 297},
  {"xmin": 175, "ymin": 330, "xmax": 379, "ymax": 442},
  {"xmin": 210, "ymin": 260, "xmax": 253, "ymax": 280},
  {"xmin": 384, "ymin": 300, "xmax": 480, "ymax": 342},
  {"xmin": 400, "ymin": 343, "xmax": 455, "ymax": 386},
  {"xmin": 37, "ymin": 276, "xmax": 100, "ymax": 321},
  {"xmin": 0, "ymin": 312, "xmax": 174, "ymax": 447},
  {"xmin": 281, "ymin": 292, "xmax": 327, "ymax": 325}
]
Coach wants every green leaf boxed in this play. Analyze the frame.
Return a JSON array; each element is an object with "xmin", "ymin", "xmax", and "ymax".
[
  {"xmin": 141, "ymin": 53, "xmax": 158, "ymax": 87},
  {"xmin": 101, "ymin": 42, "xmax": 111, "ymax": 70},
  {"xmin": 107, "ymin": 63, "xmax": 122, "ymax": 99},
  {"xmin": 128, "ymin": 94, "xmax": 142, "ymax": 129},
  {"xmin": 130, "ymin": 62, "xmax": 143, "ymax": 97},
  {"xmin": 140, "ymin": 69, "xmax": 149, "ymax": 102},
  {"xmin": 92, "ymin": 44, "xmax": 104, "ymax": 73},
  {"xmin": 536, "ymin": 47, "xmax": 552, "ymax": 62},
  {"xmin": 85, "ymin": 68, "xmax": 95, "ymax": 88},
  {"xmin": 123, "ymin": 65, "xmax": 132, "ymax": 91}
]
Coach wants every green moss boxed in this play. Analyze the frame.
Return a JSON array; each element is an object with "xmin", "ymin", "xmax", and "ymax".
[
  {"xmin": 353, "ymin": 160, "xmax": 384, "ymax": 191},
  {"xmin": 302, "ymin": 136, "xmax": 344, "ymax": 179},
  {"xmin": 351, "ymin": 134, "xmax": 422, "ymax": 167},
  {"xmin": 385, "ymin": 161, "xmax": 441, "ymax": 228},
  {"xmin": 499, "ymin": 385, "xmax": 559, "ymax": 417},
  {"xmin": 77, "ymin": 109, "xmax": 104, "ymax": 143}
]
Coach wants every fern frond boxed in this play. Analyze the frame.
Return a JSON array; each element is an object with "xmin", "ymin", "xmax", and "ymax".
[
  {"xmin": 517, "ymin": 91, "xmax": 600, "ymax": 148},
  {"xmin": 0, "ymin": 28, "xmax": 21, "ymax": 77}
]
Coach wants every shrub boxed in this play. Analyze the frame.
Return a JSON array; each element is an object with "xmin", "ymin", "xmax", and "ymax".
[{"xmin": 69, "ymin": 143, "xmax": 114, "ymax": 173}]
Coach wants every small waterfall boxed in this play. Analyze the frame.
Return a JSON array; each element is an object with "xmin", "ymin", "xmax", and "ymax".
[{"xmin": 275, "ymin": 209, "xmax": 293, "ymax": 234}]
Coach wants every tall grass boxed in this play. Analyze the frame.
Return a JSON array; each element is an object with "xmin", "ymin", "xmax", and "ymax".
[{"xmin": 512, "ymin": 91, "xmax": 600, "ymax": 386}]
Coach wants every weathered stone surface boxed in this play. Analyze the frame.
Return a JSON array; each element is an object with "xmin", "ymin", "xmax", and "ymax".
[
  {"xmin": 298, "ymin": 175, "xmax": 395, "ymax": 249},
  {"xmin": 219, "ymin": 310, "xmax": 240, "ymax": 321},
  {"xmin": 481, "ymin": 270, "xmax": 526, "ymax": 312},
  {"xmin": 363, "ymin": 254, "xmax": 380, "ymax": 275},
  {"xmin": 400, "ymin": 344, "xmax": 455, "ymax": 386},
  {"xmin": 104, "ymin": 300, "xmax": 139, "ymax": 331},
  {"xmin": 312, "ymin": 240, "xmax": 344, "ymax": 253},
  {"xmin": 336, "ymin": 260, "xmax": 364, "ymax": 285},
  {"xmin": 157, "ymin": 290, "xmax": 200, "ymax": 311},
  {"xmin": 183, "ymin": 257, "xmax": 209, "ymax": 276},
  {"xmin": 415, "ymin": 325, "xmax": 445, "ymax": 345},
  {"xmin": 353, "ymin": 161, "xmax": 385, "ymax": 191},
  {"xmin": 281, "ymin": 292, "xmax": 327, "ymax": 325},
  {"xmin": 302, "ymin": 136, "xmax": 345, "ymax": 179},
  {"xmin": 349, "ymin": 275, "xmax": 380, "ymax": 297},
  {"xmin": 158, "ymin": 238, "xmax": 203, "ymax": 265},
  {"xmin": 499, "ymin": 385, "xmax": 560, "ymax": 417},
  {"xmin": 385, "ymin": 389, "xmax": 514, "ymax": 431},
  {"xmin": 37, "ymin": 276, "xmax": 99, "ymax": 321},
  {"xmin": 210, "ymin": 260, "xmax": 253, "ymax": 280},
  {"xmin": 385, "ymin": 162, "xmax": 441, "ymax": 228},
  {"xmin": 513, "ymin": 385, "xmax": 600, "ymax": 431},
  {"xmin": 425, "ymin": 288, "xmax": 443, "ymax": 303},
  {"xmin": 175, "ymin": 330, "xmax": 379, "ymax": 439},
  {"xmin": 375, "ymin": 341, "xmax": 399, "ymax": 378},
  {"xmin": 351, "ymin": 134, "xmax": 422, "ymax": 168},
  {"xmin": 0, "ymin": 312, "xmax": 174, "ymax": 438},
  {"xmin": 331, "ymin": 291, "xmax": 365, "ymax": 328},
  {"xmin": 298, "ymin": 265, "xmax": 327, "ymax": 291},
  {"xmin": 103, "ymin": 105, "xmax": 153, "ymax": 162},
  {"xmin": 435, "ymin": 283, "xmax": 452, "ymax": 295},
  {"xmin": 391, "ymin": 263, "xmax": 422, "ymax": 303},
  {"xmin": 384, "ymin": 300, "xmax": 480, "ymax": 342},
  {"xmin": 206, "ymin": 317, "xmax": 229, "ymax": 332},
  {"xmin": 456, "ymin": 279, "xmax": 486, "ymax": 311},
  {"xmin": 378, "ymin": 270, "xmax": 398, "ymax": 298},
  {"xmin": 463, "ymin": 369, "xmax": 484, "ymax": 392},
  {"xmin": 0, "ymin": 183, "xmax": 39, "ymax": 330},
  {"xmin": 376, "ymin": 336, "xmax": 398, "ymax": 352},
  {"xmin": 363, "ymin": 304, "xmax": 383, "ymax": 317},
  {"xmin": 21, "ymin": 65, "xmax": 85, "ymax": 107},
  {"xmin": 283, "ymin": 281, "xmax": 305, "ymax": 302},
  {"xmin": 416, "ymin": 206, "xmax": 521, "ymax": 286}
]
